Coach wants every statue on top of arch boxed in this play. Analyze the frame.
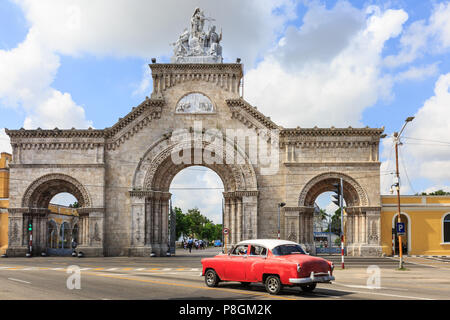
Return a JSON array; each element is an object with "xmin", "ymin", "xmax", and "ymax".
[{"xmin": 171, "ymin": 8, "xmax": 223, "ymax": 63}]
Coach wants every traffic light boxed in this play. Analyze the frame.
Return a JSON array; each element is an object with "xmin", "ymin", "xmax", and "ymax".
[
  {"xmin": 331, "ymin": 182, "xmax": 342, "ymax": 207},
  {"xmin": 28, "ymin": 223, "xmax": 32, "ymax": 232}
]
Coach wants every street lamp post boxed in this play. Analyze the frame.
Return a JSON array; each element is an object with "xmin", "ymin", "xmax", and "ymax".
[
  {"xmin": 277, "ymin": 202, "xmax": 286, "ymax": 240},
  {"xmin": 393, "ymin": 116, "xmax": 414, "ymax": 269}
]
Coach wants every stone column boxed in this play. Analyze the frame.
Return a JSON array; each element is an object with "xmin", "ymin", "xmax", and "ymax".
[
  {"xmin": 77, "ymin": 207, "xmax": 105, "ymax": 256},
  {"xmin": 241, "ymin": 191, "xmax": 258, "ymax": 240},
  {"xmin": 284, "ymin": 208, "xmax": 300, "ymax": 243},
  {"xmin": 159, "ymin": 192, "xmax": 171, "ymax": 256},
  {"xmin": 230, "ymin": 197, "xmax": 236, "ymax": 245},
  {"xmin": 6, "ymin": 208, "xmax": 28, "ymax": 256},
  {"xmin": 222, "ymin": 193, "xmax": 232, "ymax": 252},
  {"xmin": 152, "ymin": 193, "xmax": 161, "ymax": 255},
  {"xmin": 236, "ymin": 197, "xmax": 242, "ymax": 243},
  {"xmin": 130, "ymin": 193, "xmax": 146, "ymax": 251}
]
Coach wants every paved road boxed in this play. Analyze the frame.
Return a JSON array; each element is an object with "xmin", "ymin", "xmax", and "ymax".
[{"xmin": 0, "ymin": 248, "xmax": 449, "ymax": 301}]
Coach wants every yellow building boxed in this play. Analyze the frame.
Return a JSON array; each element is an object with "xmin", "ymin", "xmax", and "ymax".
[
  {"xmin": 0, "ymin": 152, "xmax": 12, "ymax": 255},
  {"xmin": 381, "ymin": 195, "xmax": 450, "ymax": 256}
]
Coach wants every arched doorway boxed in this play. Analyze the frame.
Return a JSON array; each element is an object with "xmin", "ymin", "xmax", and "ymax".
[
  {"xmin": 289, "ymin": 172, "xmax": 377, "ymax": 254},
  {"xmin": 20, "ymin": 174, "xmax": 91, "ymax": 255},
  {"xmin": 392, "ymin": 213, "xmax": 411, "ymax": 255},
  {"xmin": 169, "ymin": 166, "xmax": 224, "ymax": 253},
  {"xmin": 130, "ymin": 136, "xmax": 258, "ymax": 256}
]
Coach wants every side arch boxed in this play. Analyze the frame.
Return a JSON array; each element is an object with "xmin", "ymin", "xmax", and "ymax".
[
  {"xmin": 22, "ymin": 173, "xmax": 92, "ymax": 208},
  {"xmin": 298, "ymin": 172, "xmax": 369, "ymax": 207}
]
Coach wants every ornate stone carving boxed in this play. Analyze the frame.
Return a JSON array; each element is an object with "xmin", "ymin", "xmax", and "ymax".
[
  {"xmin": 298, "ymin": 172, "xmax": 369, "ymax": 207},
  {"xmin": 171, "ymin": 8, "xmax": 223, "ymax": 64},
  {"xmin": 175, "ymin": 92, "xmax": 214, "ymax": 113},
  {"xmin": 22, "ymin": 173, "xmax": 91, "ymax": 208}
]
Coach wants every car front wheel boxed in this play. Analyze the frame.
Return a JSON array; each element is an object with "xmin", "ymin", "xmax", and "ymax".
[
  {"xmin": 205, "ymin": 269, "xmax": 219, "ymax": 287},
  {"xmin": 300, "ymin": 283, "xmax": 317, "ymax": 292},
  {"xmin": 265, "ymin": 275, "xmax": 282, "ymax": 295}
]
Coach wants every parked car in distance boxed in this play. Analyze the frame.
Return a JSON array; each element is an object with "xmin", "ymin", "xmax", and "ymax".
[
  {"xmin": 201, "ymin": 239, "xmax": 334, "ymax": 295},
  {"xmin": 214, "ymin": 239, "xmax": 222, "ymax": 247}
]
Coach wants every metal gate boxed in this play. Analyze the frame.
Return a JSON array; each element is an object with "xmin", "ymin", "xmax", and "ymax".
[{"xmin": 47, "ymin": 221, "xmax": 77, "ymax": 256}]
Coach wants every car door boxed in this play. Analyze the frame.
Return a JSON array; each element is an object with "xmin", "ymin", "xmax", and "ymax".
[
  {"xmin": 244, "ymin": 245, "xmax": 267, "ymax": 282},
  {"xmin": 223, "ymin": 244, "xmax": 248, "ymax": 281}
]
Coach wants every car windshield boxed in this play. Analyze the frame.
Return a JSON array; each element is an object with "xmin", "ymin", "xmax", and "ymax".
[{"xmin": 271, "ymin": 244, "xmax": 306, "ymax": 256}]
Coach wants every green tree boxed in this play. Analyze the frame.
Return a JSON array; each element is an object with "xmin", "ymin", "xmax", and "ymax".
[
  {"xmin": 418, "ymin": 189, "xmax": 450, "ymax": 196},
  {"xmin": 330, "ymin": 208, "xmax": 342, "ymax": 236}
]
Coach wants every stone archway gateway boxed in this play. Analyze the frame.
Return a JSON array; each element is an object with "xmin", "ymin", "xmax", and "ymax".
[{"xmin": 5, "ymin": 8, "xmax": 385, "ymax": 256}]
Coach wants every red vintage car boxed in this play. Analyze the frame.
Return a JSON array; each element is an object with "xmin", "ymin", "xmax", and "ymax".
[{"xmin": 201, "ymin": 239, "xmax": 335, "ymax": 294}]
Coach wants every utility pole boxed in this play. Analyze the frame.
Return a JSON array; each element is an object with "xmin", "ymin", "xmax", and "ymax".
[{"xmin": 393, "ymin": 116, "xmax": 414, "ymax": 269}]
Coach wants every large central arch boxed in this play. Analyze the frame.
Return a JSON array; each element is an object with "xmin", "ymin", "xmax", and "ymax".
[{"xmin": 129, "ymin": 133, "xmax": 258, "ymax": 256}]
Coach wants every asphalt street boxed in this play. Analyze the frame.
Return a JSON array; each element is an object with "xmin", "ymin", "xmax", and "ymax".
[{"xmin": 0, "ymin": 248, "xmax": 449, "ymax": 301}]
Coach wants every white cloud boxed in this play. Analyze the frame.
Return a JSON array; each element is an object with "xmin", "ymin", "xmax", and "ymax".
[
  {"xmin": 14, "ymin": 0, "xmax": 297, "ymax": 65},
  {"xmin": 0, "ymin": 129, "xmax": 12, "ymax": 154},
  {"xmin": 2, "ymin": 0, "xmax": 298, "ymax": 129},
  {"xmin": 394, "ymin": 63, "xmax": 439, "ymax": 82},
  {"xmin": 380, "ymin": 73, "xmax": 450, "ymax": 194},
  {"xmin": 0, "ymin": 28, "xmax": 92, "ymax": 129},
  {"xmin": 244, "ymin": 2, "xmax": 408, "ymax": 127},
  {"xmin": 384, "ymin": 2, "xmax": 450, "ymax": 68},
  {"xmin": 23, "ymin": 89, "xmax": 92, "ymax": 129}
]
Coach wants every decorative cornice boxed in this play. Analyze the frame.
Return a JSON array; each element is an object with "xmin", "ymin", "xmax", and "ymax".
[
  {"xmin": 149, "ymin": 63, "xmax": 243, "ymax": 97},
  {"xmin": 9, "ymin": 164, "xmax": 105, "ymax": 169},
  {"xmin": 150, "ymin": 63, "xmax": 243, "ymax": 74},
  {"xmin": 223, "ymin": 190, "xmax": 259, "ymax": 199},
  {"xmin": 105, "ymin": 98, "xmax": 164, "ymax": 150},
  {"xmin": 284, "ymin": 161, "xmax": 381, "ymax": 167},
  {"xmin": 280, "ymin": 126, "xmax": 385, "ymax": 137},
  {"xmin": 5, "ymin": 127, "xmax": 105, "ymax": 139},
  {"xmin": 77, "ymin": 207, "xmax": 105, "ymax": 214},
  {"xmin": 280, "ymin": 140, "xmax": 379, "ymax": 148},
  {"xmin": 129, "ymin": 190, "xmax": 172, "ymax": 200},
  {"xmin": 345, "ymin": 206, "xmax": 382, "ymax": 214},
  {"xmin": 226, "ymin": 98, "xmax": 279, "ymax": 131}
]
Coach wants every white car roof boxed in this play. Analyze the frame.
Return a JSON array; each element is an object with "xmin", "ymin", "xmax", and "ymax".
[{"xmin": 236, "ymin": 239, "xmax": 300, "ymax": 251}]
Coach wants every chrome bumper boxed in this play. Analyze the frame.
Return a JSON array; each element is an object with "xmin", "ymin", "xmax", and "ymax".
[{"xmin": 289, "ymin": 271, "xmax": 335, "ymax": 285}]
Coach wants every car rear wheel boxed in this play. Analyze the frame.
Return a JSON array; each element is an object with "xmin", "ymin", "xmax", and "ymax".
[
  {"xmin": 300, "ymin": 283, "xmax": 317, "ymax": 292},
  {"xmin": 205, "ymin": 269, "xmax": 219, "ymax": 287},
  {"xmin": 265, "ymin": 275, "xmax": 282, "ymax": 295}
]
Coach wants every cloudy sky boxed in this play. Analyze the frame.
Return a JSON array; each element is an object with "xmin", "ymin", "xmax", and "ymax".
[{"xmin": 1, "ymin": 0, "xmax": 450, "ymax": 223}]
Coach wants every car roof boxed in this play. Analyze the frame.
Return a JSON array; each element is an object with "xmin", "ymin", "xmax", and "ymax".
[{"xmin": 236, "ymin": 239, "xmax": 299, "ymax": 251}]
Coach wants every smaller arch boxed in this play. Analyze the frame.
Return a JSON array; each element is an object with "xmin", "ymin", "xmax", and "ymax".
[
  {"xmin": 392, "ymin": 212, "xmax": 412, "ymax": 254},
  {"xmin": 299, "ymin": 172, "xmax": 369, "ymax": 207},
  {"xmin": 442, "ymin": 213, "xmax": 450, "ymax": 243},
  {"xmin": 22, "ymin": 173, "xmax": 91, "ymax": 208}
]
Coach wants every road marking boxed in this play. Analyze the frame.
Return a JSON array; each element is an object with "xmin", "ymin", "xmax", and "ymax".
[
  {"xmin": 330, "ymin": 285, "xmax": 433, "ymax": 300},
  {"xmin": 106, "ymin": 268, "xmax": 119, "ymax": 271},
  {"xmin": 79, "ymin": 271, "xmax": 297, "ymax": 301},
  {"xmin": 134, "ymin": 268, "xmax": 145, "ymax": 271},
  {"xmin": 80, "ymin": 268, "xmax": 92, "ymax": 271},
  {"xmin": 122, "ymin": 268, "xmax": 133, "ymax": 271},
  {"xmin": 50, "ymin": 268, "xmax": 64, "ymax": 271},
  {"xmin": 93, "ymin": 268, "xmax": 105, "ymax": 271},
  {"xmin": 334, "ymin": 283, "xmax": 409, "ymax": 291},
  {"xmin": 8, "ymin": 278, "xmax": 31, "ymax": 284}
]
